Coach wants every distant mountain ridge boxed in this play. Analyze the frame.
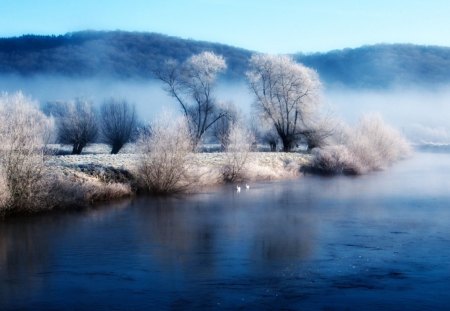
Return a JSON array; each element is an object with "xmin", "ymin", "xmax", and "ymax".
[{"xmin": 1, "ymin": 30, "xmax": 450, "ymax": 88}]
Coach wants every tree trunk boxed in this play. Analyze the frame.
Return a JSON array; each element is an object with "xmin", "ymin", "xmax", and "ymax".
[
  {"xmin": 269, "ymin": 142, "xmax": 277, "ymax": 152},
  {"xmin": 281, "ymin": 136, "xmax": 295, "ymax": 152},
  {"xmin": 72, "ymin": 143, "xmax": 84, "ymax": 155},
  {"xmin": 110, "ymin": 143, "xmax": 123, "ymax": 154}
]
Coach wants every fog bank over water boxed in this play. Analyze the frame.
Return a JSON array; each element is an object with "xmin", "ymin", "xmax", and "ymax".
[{"xmin": 1, "ymin": 74, "xmax": 450, "ymax": 144}]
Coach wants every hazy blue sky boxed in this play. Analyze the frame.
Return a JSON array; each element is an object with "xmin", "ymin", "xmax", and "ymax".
[{"xmin": 1, "ymin": 0, "xmax": 450, "ymax": 53}]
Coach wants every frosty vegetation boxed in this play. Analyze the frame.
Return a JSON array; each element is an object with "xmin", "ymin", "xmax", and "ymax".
[
  {"xmin": 100, "ymin": 99, "xmax": 137, "ymax": 154},
  {"xmin": 56, "ymin": 99, "xmax": 98, "ymax": 154},
  {"xmin": 222, "ymin": 122, "xmax": 255, "ymax": 182},
  {"xmin": 137, "ymin": 112, "xmax": 194, "ymax": 194},
  {"xmin": 155, "ymin": 51, "xmax": 229, "ymax": 148},
  {"xmin": 310, "ymin": 114, "xmax": 411, "ymax": 175},
  {"xmin": 0, "ymin": 92, "xmax": 52, "ymax": 214},
  {"xmin": 247, "ymin": 54, "xmax": 322, "ymax": 152},
  {"xmin": 0, "ymin": 51, "xmax": 412, "ymax": 215}
]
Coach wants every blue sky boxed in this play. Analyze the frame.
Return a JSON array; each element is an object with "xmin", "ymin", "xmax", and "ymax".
[{"xmin": 1, "ymin": 0, "xmax": 450, "ymax": 53}]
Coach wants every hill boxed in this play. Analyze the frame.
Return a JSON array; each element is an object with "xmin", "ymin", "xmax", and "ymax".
[
  {"xmin": 296, "ymin": 44, "xmax": 450, "ymax": 88},
  {"xmin": 0, "ymin": 30, "xmax": 252, "ymax": 80},
  {"xmin": 1, "ymin": 30, "xmax": 450, "ymax": 88}
]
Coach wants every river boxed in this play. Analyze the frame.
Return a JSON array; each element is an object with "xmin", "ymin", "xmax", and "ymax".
[{"xmin": 1, "ymin": 150, "xmax": 450, "ymax": 310}]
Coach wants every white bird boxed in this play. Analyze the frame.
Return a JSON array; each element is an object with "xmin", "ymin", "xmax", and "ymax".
[
  {"xmin": 245, "ymin": 184, "xmax": 250, "ymax": 190},
  {"xmin": 236, "ymin": 185, "xmax": 241, "ymax": 193}
]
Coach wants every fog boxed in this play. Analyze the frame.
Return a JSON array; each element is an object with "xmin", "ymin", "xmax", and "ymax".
[
  {"xmin": 325, "ymin": 86, "xmax": 450, "ymax": 144},
  {"xmin": 1, "ymin": 74, "xmax": 450, "ymax": 144},
  {"xmin": 0, "ymin": 75, "xmax": 254, "ymax": 122}
]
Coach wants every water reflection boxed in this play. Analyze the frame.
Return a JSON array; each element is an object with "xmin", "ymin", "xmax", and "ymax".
[{"xmin": 131, "ymin": 189, "xmax": 318, "ymax": 280}]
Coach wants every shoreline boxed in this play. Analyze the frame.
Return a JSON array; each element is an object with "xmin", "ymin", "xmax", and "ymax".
[{"xmin": 15, "ymin": 151, "xmax": 313, "ymax": 217}]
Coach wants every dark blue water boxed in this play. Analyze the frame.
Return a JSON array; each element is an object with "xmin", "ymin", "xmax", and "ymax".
[{"xmin": 1, "ymin": 151, "xmax": 450, "ymax": 310}]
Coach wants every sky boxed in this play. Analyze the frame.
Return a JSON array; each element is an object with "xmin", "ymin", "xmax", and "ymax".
[{"xmin": 1, "ymin": 0, "xmax": 450, "ymax": 53}]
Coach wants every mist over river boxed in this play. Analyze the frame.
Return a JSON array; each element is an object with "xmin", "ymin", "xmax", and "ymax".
[{"xmin": 1, "ymin": 150, "xmax": 450, "ymax": 310}]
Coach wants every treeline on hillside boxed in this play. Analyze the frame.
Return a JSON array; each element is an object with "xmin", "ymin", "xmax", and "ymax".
[
  {"xmin": 296, "ymin": 44, "xmax": 450, "ymax": 88},
  {"xmin": 0, "ymin": 31, "xmax": 252, "ymax": 79},
  {"xmin": 1, "ymin": 31, "xmax": 450, "ymax": 87}
]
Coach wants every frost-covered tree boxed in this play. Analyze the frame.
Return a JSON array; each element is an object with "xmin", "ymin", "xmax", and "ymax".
[
  {"xmin": 100, "ymin": 98, "xmax": 137, "ymax": 154},
  {"xmin": 0, "ymin": 92, "xmax": 52, "ymax": 213},
  {"xmin": 57, "ymin": 99, "xmax": 98, "ymax": 154},
  {"xmin": 246, "ymin": 54, "xmax": 321, "ymax": 151},
  {"xmin": 155, "ymin": 51, "xmax": 228, "ymax": 147}
]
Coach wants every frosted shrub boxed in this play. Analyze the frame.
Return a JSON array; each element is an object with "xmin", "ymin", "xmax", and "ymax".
[
  {"xmin": 137, "ymin": 113, "xmax": 194, "ymax": 194},
  {"xmin": 311, "ymin": 145, "xmax": 361, "ymax": 175},
  {"xmin": 352, "ymin": 114, "xmax": 411, "ymax": 169},
  {"xmin": 0, "ymin": 92, "xmax": 53, "ymax": 213},
  {"xmin": 222, "ymin": 123, "xmax": 254, "ymax": 182},
  {"xmin": 311, "ymin": 113, "xmax": 411, "ymax": 175}
]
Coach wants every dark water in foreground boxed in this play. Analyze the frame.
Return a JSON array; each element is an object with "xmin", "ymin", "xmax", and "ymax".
[{"xmin": 1, "ymin": 152, "xmax": 450, "ymax": 310}]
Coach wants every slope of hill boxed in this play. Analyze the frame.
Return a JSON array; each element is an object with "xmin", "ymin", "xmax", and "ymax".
[
  {"xmin": 0, "ymin": 30, "xmax": 252, "ymax": 80},
  {"xmin": 1, "ymin": 30, "xmax": 450, "ymax": 88},
  {"xmin": 296, "ymin": 44, "xmax": 450, "ymax": 88}
]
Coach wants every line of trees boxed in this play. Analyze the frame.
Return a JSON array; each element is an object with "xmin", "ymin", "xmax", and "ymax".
[
  {"xmin": 155, "ymin": 51, "xmax": 326, "ymax": 152},
  {"xmin": 43, "ymin": 98, "xmax": 138, "ymax": 154},
  {"xmin": 17, "ymin": 51, "xmax": 327, "ymax": 155},
  {"xmin": 2, "ymin": 50, "xmax": 408, "ymax": 158}
]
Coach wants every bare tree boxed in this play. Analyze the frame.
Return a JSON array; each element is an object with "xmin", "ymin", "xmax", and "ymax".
[
  {"xmin": 100, "ymin": 98, "xmax": 137, "ymax": 154},
  {"xmin": 0, "ymin": 92, "xmax": 52, "ymax": 213},
  {"xmin": 155, "ymin": 51, "xmax": 228, "ymax": 148},
  {"xmin": 246, "ymin": 54, "xmax": 321, "ymax": 151},
  {"xmin": 57, "ymin": 99, "xmax": 98, "ymax": 154},
  {"xmin": 137, "ymin": 112, "xmax": 194, "ymax": 194}
]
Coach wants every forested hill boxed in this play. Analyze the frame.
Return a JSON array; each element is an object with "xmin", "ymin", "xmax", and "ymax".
[
  {"xmin": 0, "ymin": 31, "xmax": 252, "ymax": 80},
  {"xmin": 1, "ymin": 30, "xmax": 450, "ymax": 88},
  {"xmin": 296, "ymin": 44, "xmax": 450, "ymax": 88}
]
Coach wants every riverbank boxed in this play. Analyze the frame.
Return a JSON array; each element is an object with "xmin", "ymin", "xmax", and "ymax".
[{"xmin": 39, "ymin": 150, "xmax": 312, "ymax": 211}]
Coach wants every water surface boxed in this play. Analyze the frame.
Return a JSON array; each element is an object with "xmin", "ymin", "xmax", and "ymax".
[{"xmin": 1, "ymin": 151, "xmax": 450, "ymax": 310}]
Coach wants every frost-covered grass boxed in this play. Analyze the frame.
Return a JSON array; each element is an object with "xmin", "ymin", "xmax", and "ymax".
[
  {"xmin": 7, "ymin": 149, "xmax": 304, "ymax": 215},
  {"xmin": 48, "ymin": 151, "xmax": 311, "ymax": 187}
]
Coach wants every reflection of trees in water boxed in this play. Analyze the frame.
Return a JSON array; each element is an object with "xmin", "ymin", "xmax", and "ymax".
[
  {"xmin": 135, "ymin": 188, "xmax": 318, "ymax": 271},
  {"xmin": 0, "ymin": 202, "xmax": 130, "ymax": 304},
  {"xmin": 251, "ymin": 210, "xmax": 315, "ymax": 263},
  {"xmin": 0, "ymin": 216, "xmax": 63, "ymax": 302},
  {"xmin": 135, "ymin": 197, "xmax": 219, "ymax": 277},
  {"xmin": 248, "ymin": 186, "xmax": 317, "ymax": 264}
]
